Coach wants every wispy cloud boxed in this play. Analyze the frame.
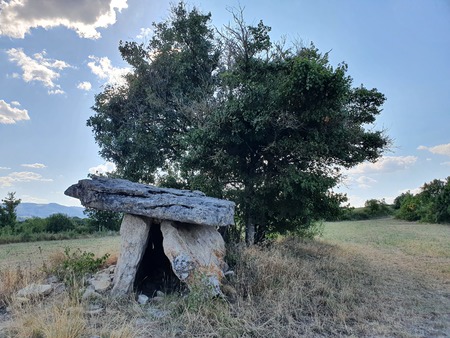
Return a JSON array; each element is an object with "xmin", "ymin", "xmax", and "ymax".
[
  {"xmin": 418, "ymin": 143, "xmax": 450, "ymax": 157},
  {"xmin": 7, "ymin": 48, "xmax": 71, "ymax": 94},
  {"xmin": 21, "ymin": 163, "xmax": 47, "ymax": 169},
  {"xmin": 0, "ymin": 99, "xmax": 30, "ymax": 124},
  {"xmin": 354, "ymin": 176, "xmax": 377, "ymax": 189},
  {"xmin": 347, "ymin": 156, "xmax": 418, "ymax": 175},
  {"xmin": 0, "ymin": 0, "xmax": 128, "ymax": 39},
  {"xmin": 0, "ymin": 171, "xmax": 53, "ymax": 188},
  {"xmin": 77, "ymin": 81, "xmax": 92, "ymax": 91},
  {"xmin": 136, "ymin": 27, "xmax": 152, "ymax": 39},
  {"xmin": 88, "ymin": 55, "xmax": 130, "ymax": 86},
  {"xmin": 88, "ymin": 162, "xmax": 116, "ymax": 175},
  {"xmin": 0, "ymin": 167, "xmax": 11, "ymax": 170}
]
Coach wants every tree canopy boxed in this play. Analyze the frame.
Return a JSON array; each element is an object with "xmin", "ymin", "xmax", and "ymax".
[
  {"xmin": 0, "ymin": 192, "xmax": 21, "ymax": 229},
  {"xmin": 87, "ymin": 2, "xmax": 390, "ymax": 243},
  {"xmin": 395, "ymin": 177, "xmax": 450, "ymax": 224}
]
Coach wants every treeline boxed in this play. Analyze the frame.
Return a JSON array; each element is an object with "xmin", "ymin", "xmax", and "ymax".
[
  {"xmin": 0, "ymin": 193, "xmax": 122, "ymax": 244},
  {"xmin": 393, "ymin": 177, "xmax": 450, "ymax": 224},
  {"xmin": 334, "ymin": 177, "xmax": 450, "ymax": 224}
]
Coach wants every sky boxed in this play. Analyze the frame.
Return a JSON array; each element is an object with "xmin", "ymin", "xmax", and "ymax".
[{"xmin": 0, "ymin": 0, "xmax": 449, "ymax": 207}]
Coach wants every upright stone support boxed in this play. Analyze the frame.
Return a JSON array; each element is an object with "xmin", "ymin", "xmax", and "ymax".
[
  {"xmin": 111, "ymin": 214, "xmax": 151, "ymax": 296},
  {"xmin": 160, "ymin": 221, "xmax": 227, "ymax": 295}
]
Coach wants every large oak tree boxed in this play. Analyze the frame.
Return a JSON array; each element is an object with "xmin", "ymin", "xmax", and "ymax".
[{"xmin": 88, "ymin": 3, "xmax": 389, "ymax": 243}]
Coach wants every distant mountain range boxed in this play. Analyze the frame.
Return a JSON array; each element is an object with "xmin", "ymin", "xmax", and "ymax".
[{"xmin": 16, "ymin": 203, "xmax": 86, "ymax": 220}]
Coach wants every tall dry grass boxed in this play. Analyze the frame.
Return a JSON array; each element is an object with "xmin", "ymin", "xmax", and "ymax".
[{"xmin": 1, "ymin": 233, "xmax": 448, "ymax": 337}]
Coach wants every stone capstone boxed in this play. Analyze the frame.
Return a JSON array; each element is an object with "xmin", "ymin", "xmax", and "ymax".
[{"xmin": 64, "ymin": 176, "xmax": 235, "ymax": 227}]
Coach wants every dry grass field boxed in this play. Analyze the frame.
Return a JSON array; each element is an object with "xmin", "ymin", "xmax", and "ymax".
[
  {"xmin": 0, "ymin": 218, "xmax": 449, "ymax": 337},
  {"xmin": 0, "ymin": 236, "xmax": 120, "ymax": 270}
]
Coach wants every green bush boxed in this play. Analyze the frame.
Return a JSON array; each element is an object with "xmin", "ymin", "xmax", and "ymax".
[
  {"xmin": 395, "ymin": 177, "xmax": 450, "ymax": 224},
  {"xmin": 364, "ymin": 199, "xmax": 393, "ymax": 218},
  {"xmin": 45, "ymin": 213, "xmax": 75, "ymax": 233},
  {"xmin": 17, "ymin": 217, "xmax": 47, "ymax": 233},
  {"xmin": 53, "ymin": 248, "xmax": 110, "ymax": 289}
]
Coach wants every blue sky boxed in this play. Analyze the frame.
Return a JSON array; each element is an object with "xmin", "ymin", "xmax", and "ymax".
[{"xmin": 0, "ymin": 0, "xmax": 449, "ymax": 207}]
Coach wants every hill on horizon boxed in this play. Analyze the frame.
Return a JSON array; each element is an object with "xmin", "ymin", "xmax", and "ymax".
[{"xmin": 16, "ymin": 203, "xmax": 86, "ymax": 220}]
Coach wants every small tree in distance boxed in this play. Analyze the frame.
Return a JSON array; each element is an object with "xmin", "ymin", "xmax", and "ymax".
[
  {"xmin": 84, "ymin": 208, "xmax": 122, "ymax": 232},
  {"xmin": 45, "ymin": 213, "xmax": 75, "ymax": 233},
  {"xmin": 0, "ymin": 192, "xmax": 21, "ymax": 229}
]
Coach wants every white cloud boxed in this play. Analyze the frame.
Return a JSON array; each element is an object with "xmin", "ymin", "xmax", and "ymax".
[
  {"xmin": 399, "ymin": 187, "xmax": 422, "ymax": 196},
  {"xmin": 347, "ymin": 156, "xmax": 418, "ymax": 175},
  {"xmin": 77, "ymin": 81, "xmax": 92, "ymax": 91},
  {"xmin": 21, "ymin": 163, "xmax": 47, "ymax": 169},
  {"xmin": 136, "ymin": 27, "xmax": 152, "ymax": 39},
  {"xmin": 418, "ymin": 143, "xmax": 450, "ymax": 157},
  {"xmin": 7, "ymin": 48, "xmax": 71, "ymax": 93},
  {"xmin": 0, "ymin": 171, "xmax": 53, "ymax": 188},
  {"xmin": 88, "ymin": 55, "xmax": 130, "ymax": 86},
  {"xmin": 441, "ymin": 161, "xmax": 450, "ymax": 167},
  {"xmin": 48, "ymin": 89, "xmax": 65, "ymax": 95},
  {"xmin": 0, "ymin": 99, "xmax": 30, "ymax": 124},
  {"xmin": 0, "ymin": 167, "xmax": 11, "ymax": 170},
  {"xmin": 355, "ymin": 176, "xmax": 377, "ymax": 189},
  {"xmin": 0, "ymin": 0, "xmax": 128, "ymax": 39},
  {"xmin": 88, "ymin": 162, "xmax": 117, "ymax": 175}
]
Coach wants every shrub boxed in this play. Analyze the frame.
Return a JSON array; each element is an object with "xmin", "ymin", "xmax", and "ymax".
[
  {"xmin": 364, "ymin": 199, "xmax": 392, "ymax": 218},
  {"xmin": 45, "ymin": 213, "xmax": 75, "ymax": 233},
  {"xmin": 52, "ymin": 247, "xmax": 110, "ymax": 289}
]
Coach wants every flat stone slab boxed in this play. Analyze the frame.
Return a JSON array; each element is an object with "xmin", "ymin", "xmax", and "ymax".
[{"xmin": 64, "ymin": 177, "xmax": 235, "ymax": 227}]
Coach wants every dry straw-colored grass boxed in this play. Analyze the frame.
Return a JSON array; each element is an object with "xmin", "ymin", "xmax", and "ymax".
[
  {"xmin": 1, "ymin": 221, "xmax": 449, "ymax": 337},
  {"xmin": 0, "ymin": 264, "xmax": 46, "ymax": 308},
  {"xmin": 11, "ymin": 302, "xmax": 85, "ymax": 338}
]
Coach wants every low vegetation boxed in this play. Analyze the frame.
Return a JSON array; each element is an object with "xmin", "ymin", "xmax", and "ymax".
[
  {"xmin": 1, "ymin": 218, "xmax": 448, "ymax": 337},
  {"xmin": 0, "ymin": 192, "xmax": 122, "ymax": 244}
]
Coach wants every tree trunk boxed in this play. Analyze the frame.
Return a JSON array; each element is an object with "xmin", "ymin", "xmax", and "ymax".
[{"xmin": 246, "ymin": 213, "xmax": 255, "ymax": 245}]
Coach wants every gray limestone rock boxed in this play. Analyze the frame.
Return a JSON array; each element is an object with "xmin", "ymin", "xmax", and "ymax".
[
  {"xmin": 17, "ymin": 284, "xmax": 52, "ymax": 299},
  {"xmin": 137, "ymin": 294, "xmax": 149, "ymax": 305},
  {"xmin": 160, "ymin": 220, "xmax": 226, "ymax": 296},
  {"xmin": 64, "ymin": 176, "xmax": 235, "ymax": 227},
  {"xmin": 111, "ymin": 214, "xmax": 151, "ymax": 297}
]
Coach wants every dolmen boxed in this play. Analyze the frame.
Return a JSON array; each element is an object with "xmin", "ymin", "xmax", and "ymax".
[{"xmin": 64, "ymin": 176, "xmax": 235, "ymax": 297}]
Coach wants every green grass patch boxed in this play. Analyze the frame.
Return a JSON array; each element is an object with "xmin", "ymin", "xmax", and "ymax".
[{"xmin": 322, "ymin": 217, "xmax": 450, "ymax": 258}]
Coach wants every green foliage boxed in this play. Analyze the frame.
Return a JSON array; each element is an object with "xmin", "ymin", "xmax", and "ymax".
[
  {"xmin": 396, "ymin": 192, "xmax": 420, "ymax": 221},
  {"xmin": 84, "ymin": 208, "xmax": 122, "ymax": 232},
  {"xmin": 53, "ymin": 248, "xmax": 110, "ymax": 288},
  {"xmin": 45, "ymin": 213, "xmax": 75, "ymax": 233},
  {"xmin": 87, "ymin": 2, "xmax": 218, "ymax": 183},
  {"xmin": 333, "ymin": 199, "xmax": 393, "ymax": 221},
  {"xmin": 17, "ymin": 217, "xmax": 47, "ymax": 234},
  {"xmin": 87, "ymin": 3, "xmax": 389, "ymax": 243},
  {"xmin": 345, "ymin": 208, "xmax": 370, "ymax": 221},
  {"xmin": 393, "ymin": 192, "xmax": 409, "ymax": 210},
  {"xmin": 364, "ymin": 199, "xmax": 393, "ymax": 218},
  {"xmin": 395, "ymin": 177, "xmax": 450, "ymax": 224},
  {"xmin": 0, "ymin": 192, "xmax": 21, "ymax": 229},
  {"xmin": 292, "ymin": 220, "xmax": 325, "ymax": 239}
]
